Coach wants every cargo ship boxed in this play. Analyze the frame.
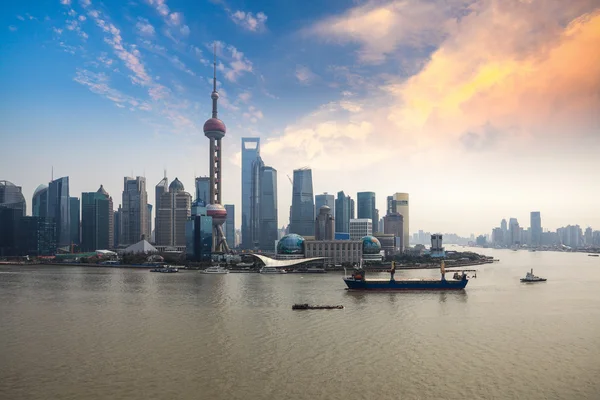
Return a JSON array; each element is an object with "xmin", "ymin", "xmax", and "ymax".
[{"xmin": 343, "ymin": 260, "xmax": 468, "ymax": 290}]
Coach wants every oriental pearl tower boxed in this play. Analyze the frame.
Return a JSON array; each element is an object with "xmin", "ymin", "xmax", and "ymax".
[{"xmin": 203, "ymin": 45, "xmax": 231, "ymax": 253}]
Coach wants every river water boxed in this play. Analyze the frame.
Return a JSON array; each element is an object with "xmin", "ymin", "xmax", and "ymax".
[{"xmin": 1, "ymin": 247, "xmax": 599, "ymax": 400}]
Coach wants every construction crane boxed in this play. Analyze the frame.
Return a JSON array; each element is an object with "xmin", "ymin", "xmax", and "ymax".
[{"xmin": 286, "ymin": 174, "xmax": 293, "ymax": 185}]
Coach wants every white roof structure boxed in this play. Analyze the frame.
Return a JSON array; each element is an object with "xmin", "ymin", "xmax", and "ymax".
[
  {"xmin": 96, "ymin": 250, "xmax": 117, "ymax": 256},
  {"xmin": 122, "ymin": 240, "xmax": 158, "ymax": 254},
  {"xmin": 250, "ymin": 254, "xmax": 326, "ymax": 268}
]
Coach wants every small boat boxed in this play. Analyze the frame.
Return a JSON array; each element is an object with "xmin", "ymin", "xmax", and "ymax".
[
  {"xmin": 588, "ymin": 254, "xmax": 599, "ymax": 257},
  {"xmin": 520, "ymin": 268, "xmax": 546, "ymax": 282},
  {"xmin": 260, "ymin": 267, "xmax": 287, "ymax": 274},
  {"xmin": 201, "ymin": 266, "xmax": 229, "ymax": 274},
  {"xmin": 150, "ymin": 266, "xmax": 179, "ymax": 273},
  {"xmin": 292, "ymin": 304, "xmax": 344, "ymax": 310}
]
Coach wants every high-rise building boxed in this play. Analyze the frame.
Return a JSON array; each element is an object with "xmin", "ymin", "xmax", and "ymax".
[
  {"xmin": 388, "ymin": 193, "xmax": 409, "ymax": 249},
  {"xmin": 47, "ymin": 177, "xmax": 70, "ymax": 247},
  {"xmin": 349, "ymin": 218, "xmax": 372, "ymax": 240},
  {"xmin": 147, "ymin": 204, "xmax": 152, "ymax": 241},
  {"xmin": 0, "ymin": 180, "xmax": 27, "ymax": 256},
  {"xmin": 259, "ymin": 165, "xmax": 278, "ymax": 251},
  {"xmin": 186, "ymin": 203, "xmax": 213, "ymax": 262},
  {"xmin": 0, "ymin": 180, "xmax": 26, "ymax": 215},
  {"xmin": 315, "ymin": 205, "xmax": 335, "ymax": 241},
  {"xmin": 156, "ymin": 178, "xmax": 192, "ymax": 247},
  {"xmin": 15, "ymin": 216, "xmax": 56, "ymax": 256},
  {"xmin": 69, "ymin": 197, "xmax": 80, "ymax": 246},
  {"xmin": 81, "ymin": 191, "xmax": 110, "ymax": 251},
  {"xmin": 584, "ymin": 227, "xmax": 593, "ymax": 246},
  {"xmin": 203, "ymin": 47, "xmax": 230, "ymax": 253},
  {"xmin": 241, "ymin": 137, "xmax": 260, "ymax": 249},
  {"xmin": 155, "ymin": 175, "xmax": 168, "ymax": 239},
  {"xmin": 290, "ymin": 168, "xmax": 314, "ymax": 236},
  {"xmin": 357, "ymin": 192, "xmax": 377, "ymax": 233},
  {"xmin": 114, "ymin": 208, "xmax": 121, "ymax": 248},
  {"xmin": 121, "ymin": 176, "xmax": 148, "ymax": 245},
  {"xmin": 315, "ymin": 193, "xmax": 335, "ymax": 220},
  {"xmin": 249, "ymin": 156, "xmax": 264, "ymax": 248},
  {"xmin": 530, "ymin": 211, "xmax": 542, "ymax": 247},
  {"xmin": 96, "ymin": 185, "xmax": 114, "ymax": 248},
  {"xmin": 335, "ymin": 191, "xmax": 353, "ymax": 234},
  {"xmin": 383, "ymin": 212, "xmax": 404, "ymax": 250},
  {"xmin": 509, "ymin": 218, "xmax": 520, "ymax": 245},
  {"xmin": 195, "ymin": 176, "xmax": 210, "ymax": 206},
  {"xmin": 225, "ymin": 204, "xmax": 235, "ymax": 249},
  {"xmin": 32, "ymin": 184, "xmax": 48, "ymax": 218}
]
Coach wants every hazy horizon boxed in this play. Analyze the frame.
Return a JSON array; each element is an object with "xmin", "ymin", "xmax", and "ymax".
[{"xmin": 2, "ymin": 0, "xmax": 599, "ymax": 236}]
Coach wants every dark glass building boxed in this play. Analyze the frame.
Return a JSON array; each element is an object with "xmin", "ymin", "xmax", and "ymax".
[
  {"xmin": 194, "ymin": 177, "xmax": 210, "ymax": 207},
  {"xmin": 241, "ymin": 137, "xmax": 260, "ymax": 249},
  {"xmin": 315, "ymin": 193, "xmax": 335, "ymax": 220},
  {"xmin": 70, "ymin": 197, "xmax": 80, "ymax": 246},
  {"xmin": 259, "ymin": 166, "xmax": 278, "ymax": 251},
  {"xmin": 32, "ymin": 184, "xmax": 48, "ymax": 218},
  {"xmin": 81, "ymin": 192, "xmax": 110, "ymax": 251},
  {"xmin": 15, "ymin": 217, "xmax": 56, "ymax": 256},
  {"xmin": 47, "ymin": 177, "xmax": 70, "ymax": 247},
  {"xmin": 290, "ymin": 168, "xmax": 314, "ymax": 236},
  {"xmin": 224, "ymin": 204, "xmax": 235, "ymax": 249},
  {"xmin": 335, "ymin": 191, "xmax": 353, "ymax": 234},
  {"xmin": 186, "ymin": 203, "xmax": 213, "ymax": 262},
  {"xmin": 357, "ymin": 192, "xmax": 377, "ymax": 233}
]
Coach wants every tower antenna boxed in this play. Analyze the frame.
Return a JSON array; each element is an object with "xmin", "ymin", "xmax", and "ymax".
[{"xmin": 211, "ymin": 42, "xmax": 218, "ymax": 119}]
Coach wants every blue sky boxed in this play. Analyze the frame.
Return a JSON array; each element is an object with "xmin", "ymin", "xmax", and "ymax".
[{"xmin": 1, "ymin": 0, "xmax": 600, "ymax": 235}]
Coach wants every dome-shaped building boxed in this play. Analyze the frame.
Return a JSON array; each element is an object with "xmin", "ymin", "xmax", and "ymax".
[
  {"xmin": 169, "ymin": 177, "xmax": 185, "ymax": 192},
  {"xmin": 277, "ymin": 233, "xmax": 305, "ymax": 255},
  {"xmin": 361, "ymin": 236, "xmax": 382, "ymax": 261},
  {"xmin": 0, "ymin": 180, "xmax": 26, "ymax": 215}
]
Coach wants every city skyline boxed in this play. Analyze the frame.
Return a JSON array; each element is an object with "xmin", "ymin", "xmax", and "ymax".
[{"xmin": 2, "ymin": 0, "xmax": 599, "ymax": 235}]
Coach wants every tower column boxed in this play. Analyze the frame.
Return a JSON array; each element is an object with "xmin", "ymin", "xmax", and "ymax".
[
  {"xmin": 216, "ymin": 138, "xmax": 222, "ymax": 204},
  {"xmin": 209, "ymin": 138, "xmax": 215, "ymax": 204}
]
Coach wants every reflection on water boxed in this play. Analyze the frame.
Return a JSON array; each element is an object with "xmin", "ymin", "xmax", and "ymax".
[{"xmin": 1, "ymin": 249, "xmax": 600, "ymax": 400}]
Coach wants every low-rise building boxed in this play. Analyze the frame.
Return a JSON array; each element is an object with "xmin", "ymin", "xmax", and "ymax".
[{"xmin": 305, "ymin": 240, "xmax": 362, "ymax": 265}]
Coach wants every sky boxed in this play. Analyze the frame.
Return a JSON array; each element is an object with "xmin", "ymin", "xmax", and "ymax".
[{"xmin": 1, "ymin": 0, "xmax": 599, "ymax": 237}]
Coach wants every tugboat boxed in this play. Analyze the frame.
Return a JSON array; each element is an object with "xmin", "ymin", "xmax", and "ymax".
[
  {"xmin": 520, "ymin": 268, "xmax": 546, "ymax": 282},
  {"xmin": 343, "ymin": 260, "xmax": 468, "ymax": 290}
]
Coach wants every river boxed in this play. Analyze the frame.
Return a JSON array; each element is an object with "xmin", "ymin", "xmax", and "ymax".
[{"xmin": 1, "ymin": 246, "xmax": 599, "ymax": 399}]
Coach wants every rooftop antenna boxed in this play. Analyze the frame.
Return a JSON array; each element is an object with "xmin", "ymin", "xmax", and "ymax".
[{"xmin": 51, "ymin": 166, "xmax": 54, "ymax": 181}]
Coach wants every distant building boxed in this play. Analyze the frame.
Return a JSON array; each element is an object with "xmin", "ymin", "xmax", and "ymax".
[
  {"xmin": 121, "ymin": 176, "xmax": 148, "ymax": 245},
  {"xmin": 315, "ymin": 205, "xmax": 335, "ymax": 241},
  {"xmin": 114, "ymin": 208, "xmax": 121, "ymax": 248},
  {"xmin": 335, "ymin": 191, "xmax": 353, "ymax": 234},
  {"xmin": 290, "ymin": 168, "xmax": 314, "ymax": 236},
  {"xmin": 430, "ymin": 233, "xmax": 445, "ymax": 257},
  {"xmin": 186, "ymin": 202, "xmax": 212, "ymax": 261},
  {"xmin": 225, "ymin": 204, "xmax": 235, "ymax": 249},
  {"xmin": 349, "ymin": 218, "xmax": 372, "ymax": 240},
  {"xmin": 530, "ymin": 211, "xmax": 542, "ymax": 247},
  {"xmin": 0, "ymin": 182, "xmax": 26, "ymax": 256},
  {"xmin": 383, "ymin": 213, "xmax": 404, "ymax": 250},
  {"xmin": 387, "ymin": 193, "xmax": 409, "ymax": 250},
  {"xmin": 357, "ymin": 192, "xmax": 377, "ymax": 233},
  {"xmin": 305, "ymin": 240, "xmax": 362, "ymax": 265},
  {"xmin": 15, "ymin": 216, "xmax": 56, "ymax": 256},
  {"xmin": 81, "ymin": 191, "xmax": 110, "ymax": 251},
  {"xmin": 69, "ymin": 197, "xmax": 80, "ymax": 246},
  {"xmin": 335, "ymin": 232, "xmax": 351, "ymax": 240},
  {"xmin": 194, "ymin": 176, "xmax": 210, "ymax": 206},
  {"xmin": 147, "ymin": 204, "xmax": 152, "ymax": 242},
  {"xmin": 509, "ymin": 218, "xmax": 520, "ymax": 245},
  {"xmin": 32, "ymin": 184, "xmax": 48, "ymax": 218},
  {"xmin": 315, "ymin": 193, "xmax": 335, "ymax": 220},
  {"xmin": 374, "ymin": 234, "xmax": 401, "ymax": 257},
  {"xmin": 48, "ymin": 177, "xmax": 70, "ymax": 247},
  {"xmin": 155, "ymin": 178, "xmax": 192, "ymax": 247},
  {"xmin": 97, "ymin": 185, "xmax": 114, "ymax": 248}
]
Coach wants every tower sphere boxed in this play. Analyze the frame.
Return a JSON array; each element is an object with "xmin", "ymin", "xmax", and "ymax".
[
  {"xmin": 203, "ymin": 118, "xmax": 226, "ymax": 139},
  {"xmin": 206, "ymin": 203, "xmax": 227, "ymax": 224}
]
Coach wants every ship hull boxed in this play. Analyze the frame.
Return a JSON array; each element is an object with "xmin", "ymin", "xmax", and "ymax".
[{"xmin": 344, "ymin": 278, "xmax": 468, "ymax": 290}]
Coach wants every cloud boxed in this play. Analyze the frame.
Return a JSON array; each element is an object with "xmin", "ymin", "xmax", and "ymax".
[
  {"xmin": 8, "ymin": 25, "xmax": 17, "ymax": 32},
  {"xmin": 243, "ymin": 106, "xmax": 264, "ymax": 123},
  {"xmin": 145, "ymin": 0, "xmax": 190, "ymax": 39},
  {"xmin": 238, "ymin": 91, "xmax": 251, "ymax": 103},
  {"xmin": 214, "ymin": 41, "xmax": 253, "ymax": 82},
  {"xmin": 17, "ymin": 15, "xmax": 25, "ymax": 21},
  {"xmin": 308, "ymin": 0, "xmax": 467, "ymax": 64},
  {"xmin": 74, "ymin": 69, "xmax": 150, "ymax": 110},
  {"xmin": 80, "ymin": 0, "xmax": 91, "ymax": 7},
  {"xmin": 229, "ymin": 10, "xmax": 268, "ymax": 32},
  {"xmin": 169, "ymin": 55, "xmax": 195, "ymax": 75},
  {"xmin": 136, "ymin": 18, "xmax": 155, "ymax": 36},
  {"xmin": 60, "ymin": 0, "xmax": 71, "ymax": 5},
  {"xmin": 295, "ymin": 65, "xmax": 317, "ymax": 85},
  {"xmin": 260, "ymin": 0, "xmax": 600, "ymax": 173}
]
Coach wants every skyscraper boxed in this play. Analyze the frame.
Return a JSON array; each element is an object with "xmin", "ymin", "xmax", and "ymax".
[
  {"xmin": 388, "ymin": 193, "xmax": 409, "ymax": 250},
  {"xmin": 195, "ymin": 176, "xmax": 210, "ymax": 206},
  {"xmin": 156, "ymin": 178, "xmax": 192, "ymax": 246},
  {"xmin": 47, "ymin": 177, "xmax": 70, "ymax": 247},
  {"xmin": 96, "ymin": 185, "xmax": 114, "ymax": 248},
  {"xmin": 81, "ymin": 191, "xmax": 110, "ymax": 251},
  {"xmin": 114, "ymin": 208, "xmax": 121, "ymax": 248},
  {"xmin": 0, "ymin": 181, "xmax": 26, "ymax": 256},
  {"xmin": 32, "ymin": 184, "xmax": 48, "ymax": 218},
  {"xmin": 250, "ymin": 156, "xmax": 264, "ymax": 248},
  {"xmin": 357, "ymin": 192, "xmax": 377, "ymax": 232},
  {"xmin": 335, "ymin": 191, "xmax": 353, "ymax": 234},
  {"xmin": 155, "ymin": 175, "xmax": 168, "ymax": 239},
  {"xmin": 259, "ymin": 165, "xmax": 278, "ymax": 250},
  {"xmin": 530, "ymin": 211, "xmax": 542, "ymax": 247},
  {"xmin": 147, "ymin": 204, "xmax": 152, "ymax": 241},
  {"xmin": 315, "ymin": 205, "xmax": 335, "ymax": 241},
  {"xmin": 121, "ymin": 176, "xmax": 148, "ymax": 245},
  {"xmin": 384, "ymin": 213, "xmax": 404, "ymax": 248},
  {"xmin": 509, "ymin": 218, "xmax": 520, "ymax": 245},
  {"xmin": 69, "ymin": 197, "xmax": 80, "ymax": 246},
  {"xmin": 203, "ymin": 46, "xmax": 230, "ymax": 253},
  {"xmin": 241, "ymin": 137, "xmax": 260, "ymax": 249},
  {"xmin": 315, "ymin": 193, "xmax": 335, "ymax": 220},
  {"xmin": 225, "ymin": 204, "xmax": 235, "ymax": 249},
  {"xmin": 290, "ymin": 168, "xmax": 314, "ymax": 236}
]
